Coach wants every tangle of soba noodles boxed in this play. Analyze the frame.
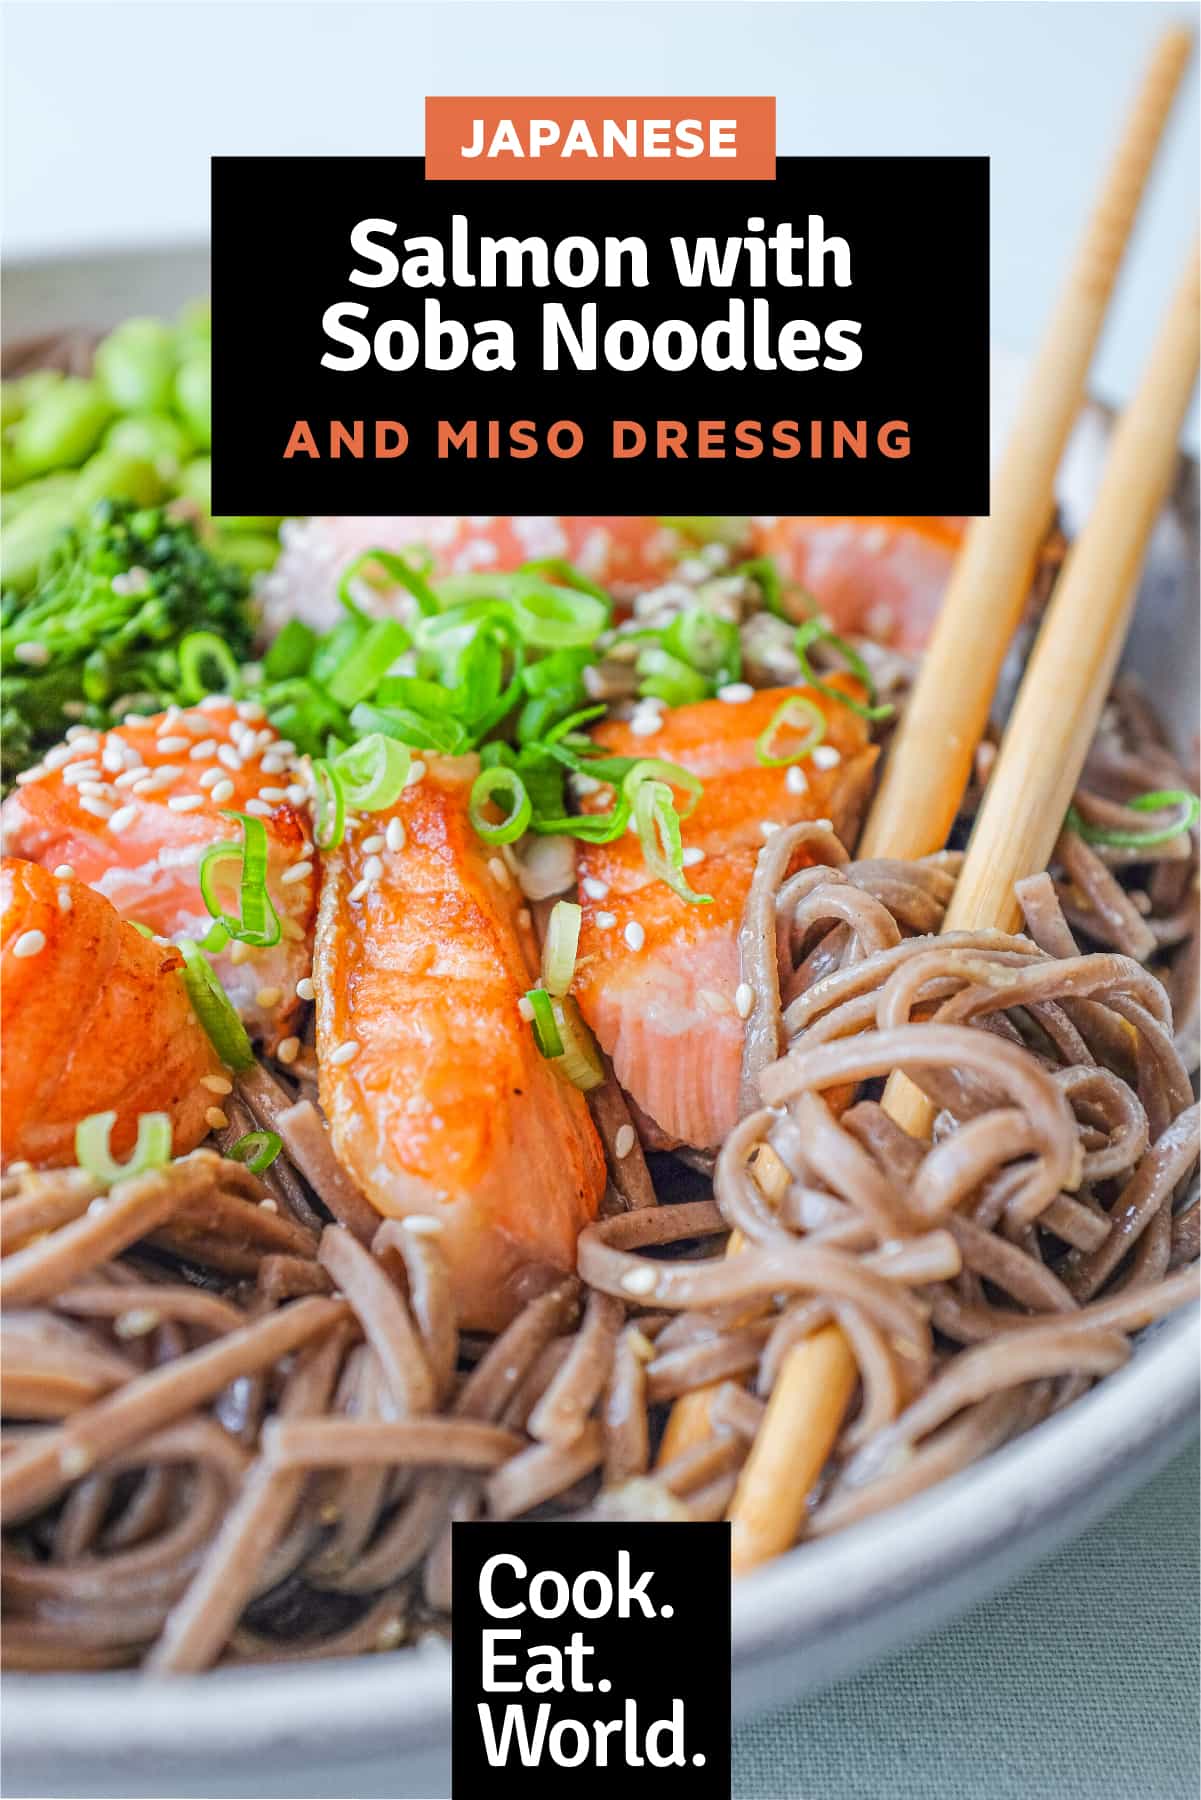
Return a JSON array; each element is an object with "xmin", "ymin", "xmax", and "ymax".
[{"xmin": 2, "ymin": 675, "xmax": 1197, "ymax": 1673}]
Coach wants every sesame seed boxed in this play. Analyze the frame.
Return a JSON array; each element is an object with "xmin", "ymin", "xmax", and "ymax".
[
  {"xmin": 260, "ymin": 1197, "xmax": 279, "ymax": 1213},
  {"xmin": 281, "ymin": 917, "xmax": 306, "ymax": 942},
  {"xmin": 717, "ymin": 682, "xmax": 754, "ymax": 704},
  {"xmin": 386, "ymin": 817, "xmax": 406, "ymax": 852},
  {"xmin": 629, "ymin": 710, "xmax": 662, "ymax": 738},
  {"xmin": 65, "ymin": 726, "xmax": 97, "ymax": 745},
  {"xmin": 44, "ymin": 745, "xmax": 74, "ymax": 771},
  {"xmin": 759, "ymin": 820, "xmax": 780, "ymax": 837},
  {"xmin": 244, "ymin": 798, "xmax": 273, "ymax": 817},
  {"xmin": 785, "ymin": 765, "xmax": 810, "ymax": 794},
  {"xmin": 228, "ymin": 940, "xmax": 252, "ymax": 965},
  {"xmin": 274, "ymin": 739, "xmax": 297, "ymax": 758},
  {"xmin": 237, "ymin": 700, "xmax": 265, "ymax": 721},
  {"xmin": 517, "ymin": 908, "xmax": 532, "ymax": 929},
  {"xmin": 488, "ymin": 856, "xmax": 510, "ymax": 886},
  {"xmin": 359, "ymin": 855, "xmax": 382, "ymax": 886},
  {"xmin": 518, "ymin": 995, "xmax": 536, "ymax": 1021},
  {"xmin": 286, "ymin": 784, "xmax": 308, "ymax": 806},
  {"xmin": 680, "ymin": 847, "xmax": 704, "ymax": 867},
  {"xmin": 348, "ymin": 878, "xmax": 369, "ymax": 903},
  {"xmin": 199, "ymin": 694, "xmax": 230, "ymax": 713},
  {"xmin": 735, "ymin": 982, "xmax": 755, "ymax": 1018},
  {"xmin": 87, "ymin": 1197, "xmax": 109, "ymax": 1217},
  {"xmin": 212, "ymin": 779, "xmax": 236, "ymax": 805},
  {"xmin": 14, "ymin": 765, "xmax": 46, "ymax": 785},
  {"xmin": 79, "ymin": 796, "xmax": 114, "ymax": 820},
  {"xmin": 114, "ymin": 766, "xmax": 147, "ymax": 789},
  {"xmin": 101, "ymin": 743, "xmax": 126, "ymax": 773},
  {"xmin": 620, "ymin": 1265, "xmax": 658, "ymax": 1296},
  {"xmin": 57, "ymin": 889, "xmax": 72, "ymax": 912},
  {"xmin": 402, "ymin": 1213, "xmax": 445, "ymax": 1236},
  {"xmin": 59, "ymin": 1445, "xmax": 93, "ymax": 1479},
  {"xmin": 189, "ymin": 738, "xmax": 219, "ymax": 761},
  {"xmin": 406, "ymin": 760, "xmax": 426, "ymax": 787},
  {"xmin": 114, "ymin": 1307, "xmax": 162, "ymax": 1339},
  {"xmin": 623, "ymin": 920, "xmax": 646, "ymax": 951},
  {"xmin": 332, "ymin": 1038, "xmax": 360, "ymax": 1065},
  {"xmin": 260, "ymin": 786, "xmax": 288, "ymax": 803},
  {"xmin": 53, "ymin": 864, "xmax": 76, "ymax": 880},
  {"xmin": 811, "ymin": 744, "xmax": 842, "ymax": 770},
  {"xmin": 205, "ymin": 1106, "xmax": 230, "ymax": 1130},
  {"xmin": 595, "ymin": 910, "xmax": 617, "ymax": 929},
  {"xmin": 62, "ymin": 761, "xmax": 101, "ymax": 784},
  {"xmin": 14, "ymin": 641, "xmax": 50, "ymax": 666},
  {"xmin": 156, "ymin": 735, "xmax": 190, "ymax": 754},
  {"xmin": 582, "ymin": 876, "xmax": 609, "ymax": 900},
  {"xmin": 78, "ymin": 780, "xmax": 115, "ymax": 801},
  {"xmin": 202, "ymin": 1074, "xmax": 233, "ymax": 1094},
  {"xmin": 255, "ymin": 985, "xmax": 282, "ymax": 1009},
  {"xmin": 615, "ymin": 1124, "xmax": 636, "ymax": 1159},
  {"xmin": 13, "ymin": 929, "xmax": 46, "ymax": 957},
  {"xmin": 816, "ymin": 817, "xmax": 833, "ymax": 832},
  {"xmin": 168, "ymin": 794, "xmax": 206, "ymax": 812},
  {"xmin": 260, "ymin": 753, "xmax": 285, "ymax": 774},
  {"xmin": 198, "ymin": 767, "xmax": 223, "ymax": 788},
  {"xmin": 217, "ymin": 745, "xmax": 243, "ymax": 771},
  {"xmin": 108, "ymin": 804, "xmax": 138, "ymax": 834},
  {"xmin": 361, "ymin": 834, "xmax": 385, "ymax": 855},
  {"xmin": 296, "ymin": 977, "xmax": 316, "ymax": 1002},
  {"xmin": 276, "ymin": 1035, "xmax": 301, "ymax": 1065}
]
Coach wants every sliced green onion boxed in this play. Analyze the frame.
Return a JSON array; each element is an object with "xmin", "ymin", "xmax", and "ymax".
[
  {"xmin": 622, "ymin": 759, "xmax": 704, "ymax": 819},
  {"xmin": 795, "ymin": 616, "xmax": 894, "ymax": 722},
  {"xmin": 337, "ymin": 547, "xmax": 440, "ymax": 619},
  {"xmin": 177, "ymin": 631, "xmax": 241, "ymax": 702},
  {"xmin": 635, "ymin": 644, "xmax": 710, "ymax": 706},
  {"xmin": 470, "ymin": 766, "xmax": 532, "ymax": 845},
  {"xmin": 547, "ymin": 995, "xmax": 605, "ymax": 1091},
  {"xmin": 178, "ymin": 939, "xmax": 255, "ymax": 1070},
  {"xmin": 348, "ymin": 700, "xmax": 468, "ymax": 754},
  {"xmin": 507, "ymin": 574, "xmax": 610, "ymax": 649},
  {"xmin": 542, "ymin": 900, "xmax": 581, "ymax": 996},
  {"xmin": 128, "ymin": 921, "xmax": 155, "ymax": 938},
  {"xmin": 325, "ymin": 618, "xmax": 411, "ymax": 709},
  {"xmin": 334, "ymin": 732, "xmax": 410, "ymax": 810},
  {"xmin": 525, "ymin": 987, "xmax": 564, "ymax": 1058},
  {"xmin": 1066, "ymin": 788, "xmax": 1200, "ymax": 850},
  {"xmin": 311, "ymin": 759, "xmax": 347, "ymax": 850},
  {"xmin": 756, "ymin": 694, "xmax": 827, "ymax": 767},
  {"xmin": 75, "ymin": 1110, "xmax": 172, "ymax": 1187},
  {"xmin": 735, "ymin": 555, "xmax": 786, "ymax": 618},
  {"xmin": 532, "ymin": 801, "xmax": 631, "ymax": 842},
  {"xmin": 198, "ymin": 813, "xmax": 280, "ymax": 947},
  {"xmin": 632, "ymin": 779, "xmax": 712, "ymax": 905},
  {"xmin": 657, "ymin": 516, "xmax": 750, "ymax": 547},
  {"xmin": 228, "ymin": 1129, "xmax": 282, "ymax": 1173},
  {"xmin": 663, "ymin": 607, "xmax": 741, "ymax": 684},
  {"xmin": 262, "ymin": 618, "xmax": 318, "ymax": 681}
]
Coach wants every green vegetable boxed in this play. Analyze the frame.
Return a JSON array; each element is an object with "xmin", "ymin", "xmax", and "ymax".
[
  {"xmin": 228, "ymin": 1129, "xmax": 283, "ymax": 1173},
  {"xmin": 663, "ymin": 607, "xmax": 741, "ymax": 686},
  {"xmin": 198, "ymin": 812, "xmax": 281, "ymax": 948},
  {"xmin": 74, "ymin": 449, "xmax": 166, "ymax": 512},
  {"xmin": 469, "ymin": 765, "xmax": 533, "ymax": 844},
  {"xmin": 11, "ymin": 377, "xmax": 113, "ymax": 475},
  {"xmin": 174, "ymin": 356, "xmax": 211, "ymax": 449},
  {"xmin": 0, "ymin": 481, "xmax": 81, "ymax": 590},
  {"xmin": 756, "ymin": 694, "xmax": 826, "ymax": 766},
  {"xmin": 657, "ymin": 516, "xmax": 750, "ymax": 547},
  {"xmin": 1067, "ymin": 788, "xmax": 1200, "ymax": 850},
  {"xmin": 214, "ymin": 531, "xmax": 280, "ymax": 577},
  {"xmin": 2, "ymin": 499, "xmax": 254, "ymax": 791},
  {"xmin": 178, "ymin": 939, "xmax": 255, "ymax": 1070},
  {"xmin": 94, "ymin": 317, "xmax": 177, "ymax": 414},
  {"xmin": 528, "ymin": 992, "xmax": 605, "ymax": 1091},
  {"xmin": 75, "ymin": 1110, "xmax": 172, "ymax": 1186},
  {"xmin": 334, "ymin": 731, "xmax": 410, "ymax": 810},
  {"xmin": 632, "ymin": 778, "xmax": 712, "ymax": 905},
  {"xmin": 541, "ymin": 900, "xmax": 581, "ymax": 996},
  {"xmin": 104, "ymin": 414, "xmax": 193, "ymax": 478},
  {"xmin": 525, "ymin": 988, "xmax": 564, "ymax": 1059},
  {"xmin": 311, "ymin": 759, "xmax": 347, "ymax": 850},
  {"xmin": 795, "ymin": 616, "xmax": 893, "ymax": 722}
]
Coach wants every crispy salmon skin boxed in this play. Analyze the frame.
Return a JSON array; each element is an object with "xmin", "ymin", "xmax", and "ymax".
[
  {"xmin": 313, "ymin": 754, "xmax": 606, "ymax": 1331},
  {"xmin": 573, "ymin": 680, "xmax": 877, "ymax": 1149}
]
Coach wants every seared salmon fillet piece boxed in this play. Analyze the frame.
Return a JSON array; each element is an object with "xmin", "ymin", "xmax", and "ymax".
[
  {"xmin": 755, "ymin": 516, "xmax": 965, "ymax": 652},
  {"xmin": 1, "ymin": 701, "xmax": 315, "ymax": 1046},
  {"xmin": 573, "ymin": 682, "xmax": 877, "ymax": 1149},
  {"xmin": 1, "ymin": 858, "xmax": 224, "ymax": 1170},
  {"xmin": 313, "ymin": 754, "xmax": 606, "ymax": 1331}
]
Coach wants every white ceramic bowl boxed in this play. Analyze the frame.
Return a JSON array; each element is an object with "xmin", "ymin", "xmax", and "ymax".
[{"xmin": 2, "ymin": 253, "xmax": 1197, "ymax": 1800}]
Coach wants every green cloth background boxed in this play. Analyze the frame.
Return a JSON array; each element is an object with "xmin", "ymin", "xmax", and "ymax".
[{"xmin": 732, "ymin": 1441, "xmax": 1200, "ymax": 1799}]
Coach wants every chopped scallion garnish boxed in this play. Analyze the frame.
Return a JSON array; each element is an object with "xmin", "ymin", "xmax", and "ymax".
[
  {"xmin": 469, "ymin": 765, "xmax": 533, "ymax": 844},
  {"xmin": 198, "ymin": 812, "xmax": 280, "ymax": 947},
  {"xmin": 756, "ymin": 694, "xmax": 827, "ymax": 767},
  {"xmin": 178, "ymin": 938, "xmax": 255, "ymax": 1070},
  {"xmin": 542, "ymin": 900, "xmax": 582, "ymax": 996},
  {"xmin": 525, "ymin": 986, "xmax": 564, "ymax": 1058},
  {"xmin": 1066, "ymin": 788, "xmax": 1200, "ymax": 850},
  {"xmin": 631, "ymin": 778, "xmax": 712, "ymax": 906},
  {"xmin": 75, "ymin": 1110, "xmax": 172, "ymax": 1187},
  {"xmin": 795, "ymin": 616, "xmax": 894, "ymax": 722},
  {"xmin": 228, "ymin": 1129, "xmax": 283, "ymax": 1173}
]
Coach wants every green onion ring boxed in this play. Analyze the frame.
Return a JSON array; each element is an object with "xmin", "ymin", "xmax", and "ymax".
[
  {"xmin": 228, "ymin": 1129, "xmax": 283, "ymax": 1173},
  {"xmin": 469, "ymin": 766, "xmax": 532, "ymax": 845},
  {"xmin": 334, "ymin": 732, "xmax": 411, "ymax": 810},
  {"xmin": 197, "ymin": 813, "xmax": 281, "ymax": 948},
  {"xmin": 542, "ymin": 900, "xmax": 581, "ymax": 996},
  {"xmin": 756, "ymin": 694, "xmax": 827, "ymax": 767},
  {"xmin": 1066, "ymin": 788, "xmax": 1200, "ymax": 850},
  {"xmin": 633, "ymin": 779, "xmax": 712, "ymax": 906},
  {"xmin": 75, "ymin": 1110, "xmax": 172, "ymax": 1187},
  {"xmin": 177, "ymin": 631, "xmax": 241, "ymax": 703},
  {"xmin": 622, "ymin": 759, "xmax": 704, "ymax": 819},
  {"xmin": 178, "ymin": 939, "xmax": 255, "ymax": 1071},
  {"xmin": 795, "ymin": 616, "xmax": 894, "ymax": 722},
  {"xmin": 312, "ymin": 759, "xmax": 347, "ymax": 850},
  {"xmin": 525, "ymin": 987, "xmax": 565, "ymax": 1058}
]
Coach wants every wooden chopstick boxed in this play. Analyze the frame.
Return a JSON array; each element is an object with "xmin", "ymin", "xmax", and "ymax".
[
  {"xmin": 727, "ymin": 234, "xmax": 1200, "ymax": 1571},
  {"xmin": 662, "ymin": 28, "xmax": 1194, "ymax": 1525},
  {"xmin": 883, "ymin": 232, "xmax": 1200, "ymax": 1136},
  {"xmin": 858, "ymin": 26, "xmax": 1193, "ymax": 863}
]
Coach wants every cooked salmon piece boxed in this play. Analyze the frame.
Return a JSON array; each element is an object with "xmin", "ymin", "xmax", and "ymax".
[
  {"xmin": 1, "ymin": 858, "xmax": 224, "ymax": 1170},
  {"xmin": 1, "ymin": 702, "xmax": 315, "ymax": 1046},
  {"xmin": 313, "ymin": 754, "xmax": 606, "ymax": 1331},
  {"xmin": 754, "ymin": 516, "xmax": 966, "ymax": 653},
  {"xmin": 261, "ymin": 515, "xmax": 751, "ymax": 635},
  {"xmin": 572, "ymin": 682, "xmax": 877, "ymax": 1150}
]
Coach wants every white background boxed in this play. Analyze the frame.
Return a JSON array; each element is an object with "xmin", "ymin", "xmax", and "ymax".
[{"xmin": 3, "ymin": 0, "xmax": 1199, "ymax": 438}]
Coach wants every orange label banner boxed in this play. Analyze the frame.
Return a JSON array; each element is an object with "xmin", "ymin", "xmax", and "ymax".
[{"xmin": 425, "ymin": 97, "xmax": 776, "ymax": 180}]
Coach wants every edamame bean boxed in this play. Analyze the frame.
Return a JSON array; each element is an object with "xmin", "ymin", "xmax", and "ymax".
[
  {"xmin": 105, "ymin": 414, "xmax": 192, "ymax": 478},
  {"xmin": 178, "ymin": 455, "xmax": 211, "ymax": 512},
  {"xmin": 176, "ymin": 297, "xmax": 211, "ymax": 356},
  {"xmin": 174, "ymin": 356, "xmax": 211, "ymax": 449},
  {"xmin": 75, "ymin": 449, "xmax": 166, "ymax": 512},
  {"xmin": 11, "ymin": 378, "xmax": 113, "ymax": 476},
  {"xmin": 213, "ymin": 531, "xmax": 278, "ymax": 577},
  {"xmin": 94, "ymin": 317, "xmax": 177, "ymax": 414},
  {"xmin": 1, "ymin": 482, "xmax": 82, "ymax": 589}
]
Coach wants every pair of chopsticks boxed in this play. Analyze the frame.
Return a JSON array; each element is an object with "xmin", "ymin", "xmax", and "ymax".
[{"xmin": 661, "ymin": 27, "xmax": 1199, "ymax": 1571}]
